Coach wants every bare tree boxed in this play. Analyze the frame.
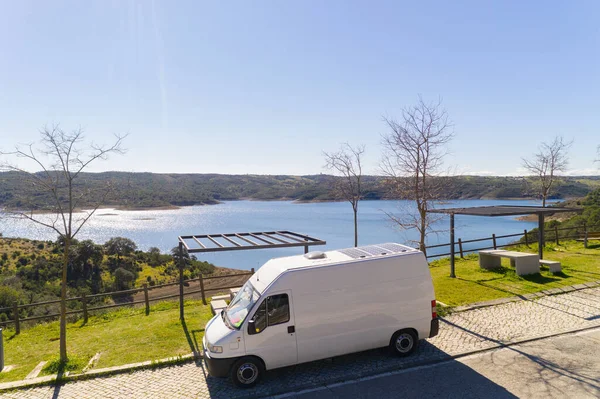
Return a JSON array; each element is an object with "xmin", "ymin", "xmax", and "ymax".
[
  {"xmin": 381, "ymin": 97, "xmax": 453, "ymax": 255},
  {"xmin": 0, "ymin": 125, "xmax": 125, "ymax": 363},
  {"xmin": 323, "ymin": 144, "xmax": 365, "ymax": 247},
  {"xmin": 522, "ymin": 136, "xmax": 572, "ymax": 207}
]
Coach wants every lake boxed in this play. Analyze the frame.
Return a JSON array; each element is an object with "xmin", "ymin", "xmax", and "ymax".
[{"xmin": 0, "ymin": 199, "xmax": 551, "ymax": 270}]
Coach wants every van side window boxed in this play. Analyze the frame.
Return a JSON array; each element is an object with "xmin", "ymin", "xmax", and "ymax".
[
  {"xmin": 267, "ymin": 294, "xmax": 289, "ymax": 326},
  {"xmin": 253, "ymin": 301, "xmax": 267, "ymax": 333},
  {"xmin": 249, "ymin": 294, "xmax": 290, "ymax": 334}
]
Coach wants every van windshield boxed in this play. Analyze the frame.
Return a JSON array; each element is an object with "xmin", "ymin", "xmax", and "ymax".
[{"xmin": 225, "ymin": 281, "xmax": 260, "ymax": 329}]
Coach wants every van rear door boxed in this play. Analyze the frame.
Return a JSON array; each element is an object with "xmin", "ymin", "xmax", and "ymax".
[{"xmin": 243, "ymin": 290, "xmax": 298, "ymax": 370}]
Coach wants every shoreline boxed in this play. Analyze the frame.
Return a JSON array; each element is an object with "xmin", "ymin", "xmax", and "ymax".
[{"xmin": 1, "ymin": 197, "xmax": 568, "ymax": 214}]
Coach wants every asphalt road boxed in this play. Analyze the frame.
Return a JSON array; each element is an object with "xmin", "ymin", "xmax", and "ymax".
[{"xmin": 278, "ymin": 327, "xmax": 600, "ymax": 399}]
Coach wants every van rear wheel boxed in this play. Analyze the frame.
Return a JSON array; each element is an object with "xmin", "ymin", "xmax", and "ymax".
[
  {"xmin": 230, "ymin": 357, "xmax": 264, "ymax": 388},
  {"xmin": 390, "ymin": 329, "xmax": 418, "ymax": 356}
]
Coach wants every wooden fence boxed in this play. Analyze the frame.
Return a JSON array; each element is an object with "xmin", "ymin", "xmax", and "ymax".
[
  {"xmin": 424, "ymin": 223, "xmax": 599, "ymax": 259},
  {"xmin": 2, "ymin": 222, "xmax": 598, "ymax": 334},
  {"xmin": 0, "ymin": 269, "xmax": 254, "ymax": 334}
]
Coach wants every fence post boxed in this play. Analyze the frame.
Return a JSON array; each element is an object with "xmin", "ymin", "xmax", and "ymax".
[
  {"xmin": 81, "ymin": 294, "xmax": 88, "ymax": 324},
  {"xmin": 143, "ymin": 284, "xmax": 150, "ymax": 316},
  {"xmin": 458, "ymin": 238, "xmax": 464, "ymax": 258},
  {"xmin": 199, "ymin": 275, "xmax": 206, "ymax": 306},
  {"xmin": 13, "ymin": 302, "xmax": 19, "ymax": 335},
  {"xmin": 492, "ymin": 234, "xmax": 497, "ymax": 250},
  {"xmin": 555, "ymin": 225, "xmax": 559, "ymax": 245},
  {"xmin": 524, "ymin": 229, "xmax": 529, "ymax": 246}
]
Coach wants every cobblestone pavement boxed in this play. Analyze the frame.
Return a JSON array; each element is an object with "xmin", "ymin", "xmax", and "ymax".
[{"xmin": 3, "ymin": 286, "xmax": 600, "ymax": 399}]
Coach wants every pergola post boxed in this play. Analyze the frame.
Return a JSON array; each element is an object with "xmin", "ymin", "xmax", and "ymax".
[
  {"xmin": 178, "ymin": 242, "xmax": 185, "ymax": 321},
  {"xmin": 538, "ymin": 213, "xmax": 545, "ymax": 260},
  {"xmin": 450, "ymin": 213, "xmax": 456, "ymax": 278}
]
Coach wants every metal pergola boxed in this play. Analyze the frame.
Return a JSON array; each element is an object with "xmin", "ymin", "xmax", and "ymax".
[
  {"xmin": 175, "ymin": 231, "xmax": 326, "ymax": 319},
  {"xmin": 429, "ymin": 205, "xmax": 582, "ymax": 278},
  {"xmin": 178, "ymin": 231, "xmax": 326, "ymax": 254}
]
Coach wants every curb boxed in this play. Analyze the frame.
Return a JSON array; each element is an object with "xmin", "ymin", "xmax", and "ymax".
[
  {"xmin": 0, "ymin": 353, "xmax": 201, "ymax": 392},
  {"xmin": 451, "ymin": 280, "xmax": 600, "ymax": 313}
]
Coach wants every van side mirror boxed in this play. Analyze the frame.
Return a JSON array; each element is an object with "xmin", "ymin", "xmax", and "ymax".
[{"xmin": 248, "ymin": 319, "xmax": 258, "ymax": 335}]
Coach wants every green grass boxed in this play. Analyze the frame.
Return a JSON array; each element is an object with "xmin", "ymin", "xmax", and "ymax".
[
  {"xmin": 0, "ymin": 300, "xmax": 213, "ymax": 383},
  {"xmin": 431, "ymin": 241, "xmax": 600, "ymax": 306}
]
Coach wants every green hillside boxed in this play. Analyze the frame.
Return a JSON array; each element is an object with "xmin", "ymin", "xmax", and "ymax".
[{"xmin": 1, "ymin": 171, "xmax": 598, "ymax": 210}]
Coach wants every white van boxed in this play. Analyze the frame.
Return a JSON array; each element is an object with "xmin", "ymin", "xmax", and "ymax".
[{"xmin": 202, "ymin": 242, "xmax": 438, "ymax": 388}]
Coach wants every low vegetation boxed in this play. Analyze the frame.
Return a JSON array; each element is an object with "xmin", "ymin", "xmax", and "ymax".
[
  {"xmin": 0, "ymin": 299, "xmax": 213, "ymax": 383},
  {"xmin": 0, "ymin": 237, "xmax": 216, "ymax": 323},
  {"xmin": 431, "ymin": 241, "xmax": 600, "ymax": 306}
]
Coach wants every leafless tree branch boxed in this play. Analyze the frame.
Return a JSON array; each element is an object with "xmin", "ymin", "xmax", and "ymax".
[
  {"xmin": 380, "ymin": 96, "xmax": 454, "ymax": 255},
  {"xmin": 0, "ymin": 125, "xmax": 126, "ymax": 363},
  {"xmin": 522, "ymin": 136, "xmax": 572, "ymax": 207},
  {"xmin": 323, "ymin": 143, "xmax": 365, "ymax": 247}
]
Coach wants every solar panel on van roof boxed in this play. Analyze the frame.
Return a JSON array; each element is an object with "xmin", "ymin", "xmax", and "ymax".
[{"xmin": 338, "ymin": 243, "xmax": 414, "ymax": 259}]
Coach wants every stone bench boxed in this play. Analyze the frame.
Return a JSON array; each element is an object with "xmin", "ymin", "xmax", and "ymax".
[
  {"xmin": 211, "ymin": 294, "xmax": 230, "ymax": 302},
  {"xmin": 210, "ymin": 299, "xmax": 228, "ymax": 315},
  {"xmin": 540, "ymin": 259, "xmax": 561, "ymax": 273},
  {"xmin": 479, "ymin": 249, "xmax": 540, "ymax": 276},
  {"xmin": 230, "ymin": 287, "xmax": 241, "ymax": 301}
]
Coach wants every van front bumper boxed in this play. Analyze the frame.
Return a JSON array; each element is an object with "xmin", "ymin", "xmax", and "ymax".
[
  {"xmin": 429, "ymin": 318, "xmax": 439, "ymax": 338},
  {"xmin": 203, "ymin": 351, "xmax": 237, "ymax": 378}
]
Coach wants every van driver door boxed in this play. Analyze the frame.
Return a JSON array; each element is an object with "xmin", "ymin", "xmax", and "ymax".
[{"xmin": 243, "ymin": 291, "xmax": 297, "ymax": 370}]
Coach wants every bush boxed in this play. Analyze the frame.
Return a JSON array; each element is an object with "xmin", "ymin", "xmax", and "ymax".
[
  {"xmin": 17, "ymin": 256, "xmax": 30, "ymax": 266},
  {"xmin": 114, "ymin": 267, "xmax": 135, "ymax": 291}
]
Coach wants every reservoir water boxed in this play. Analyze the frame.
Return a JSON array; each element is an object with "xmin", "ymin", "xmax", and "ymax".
[{"xmin": 0, "ymin": 199, "xmax": 549, "ymax": 270}]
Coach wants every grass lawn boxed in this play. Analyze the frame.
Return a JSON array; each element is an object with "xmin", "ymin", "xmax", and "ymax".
[
  {"xmin": 0, "ymin": 299, "xmax": 213, "ymax": 383},
  {"xmin": 431, "ymin": 240, "xmax": 600, "ymax": 306}
]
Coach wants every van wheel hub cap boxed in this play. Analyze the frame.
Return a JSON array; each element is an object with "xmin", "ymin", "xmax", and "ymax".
[
  {"xmin": 237, "ymin": 363, "xmax": 258, "ymax": 384},
  {"xmin": 395, "ymin": 333, "xmax": 414, "ymax": 353}
]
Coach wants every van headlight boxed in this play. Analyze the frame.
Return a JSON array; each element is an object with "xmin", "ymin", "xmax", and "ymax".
[{"xmin": 208, "ymin": 344, "xmax": 223, "ymax": 353}]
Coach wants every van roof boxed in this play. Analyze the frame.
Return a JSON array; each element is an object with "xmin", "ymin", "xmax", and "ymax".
[{"xmin": 250, "ymin": 243, "xmax": 419, "ymax": 293}]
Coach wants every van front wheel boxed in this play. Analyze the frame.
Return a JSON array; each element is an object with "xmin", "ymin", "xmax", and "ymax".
[
  {"xmin": 230, "ymin": 357, "xmax": 264, "ymax": 388},
  {"xmin": 390, "ymin": 329, "xmax": 418, "ymax": 357}
]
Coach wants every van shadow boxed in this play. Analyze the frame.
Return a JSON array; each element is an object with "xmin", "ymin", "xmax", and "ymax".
[{"xmin": 201, "ymin": 340, "xmax": 517, "ymax": 399}]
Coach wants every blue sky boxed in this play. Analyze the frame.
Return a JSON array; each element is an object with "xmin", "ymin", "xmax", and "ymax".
[{"xmin": 1, "ymin": 0, "xmax": 599, "ymax": 175}]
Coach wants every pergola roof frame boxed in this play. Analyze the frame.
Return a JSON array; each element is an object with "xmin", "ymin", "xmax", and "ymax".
[
  {"xmin": 429, "ymin": 205, "xmax": 583, "ymax": 278},
  {"xmin": 178, "ymin": 230, "xmax": 326, "ymax": 254}
]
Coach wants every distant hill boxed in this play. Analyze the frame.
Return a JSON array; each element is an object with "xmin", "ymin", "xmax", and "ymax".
[{"xmin": 0, "ymin": 171, "xmax": 599, "ymax": 210}]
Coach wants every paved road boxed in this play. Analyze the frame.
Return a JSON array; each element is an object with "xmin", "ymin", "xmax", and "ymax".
[
  {"xmin": 283, "ymin": 327, "xmax": 600, "ymax": 399},
  {"xmin": 2, "ymin": 285, "xmax": 600, "ymax": 399}
]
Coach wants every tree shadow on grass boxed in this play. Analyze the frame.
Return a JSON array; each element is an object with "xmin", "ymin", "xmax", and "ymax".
[{"xmin": 520, "ymin": 274, "xmax": 561, "ymax": 284}]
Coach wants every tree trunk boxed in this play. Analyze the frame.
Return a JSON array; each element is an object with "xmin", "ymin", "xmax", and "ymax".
[
  {"xmin": 419, "ymin": 203, "xmax": 427, "ymax": 256},
  {"xmin": 542, "ymin": 195, "xmax": 546, "ymax": 207},
  {"xmin": 353, "ymin": 206, "xmax": 358, "ymax": 247},
  {"xmin": 60, "ymin": 236, "xmax": 69, "ymax": 362}
]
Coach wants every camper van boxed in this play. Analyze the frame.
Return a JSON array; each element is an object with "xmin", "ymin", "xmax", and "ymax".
[{"xmin": 202, "ymin": 243, "xmax": 438, "ymax": 388}]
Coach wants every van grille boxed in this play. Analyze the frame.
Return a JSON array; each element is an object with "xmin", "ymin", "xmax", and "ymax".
[{"xmin": 338, "ymin": 243, "xmax": 415, "ymax": 259}]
